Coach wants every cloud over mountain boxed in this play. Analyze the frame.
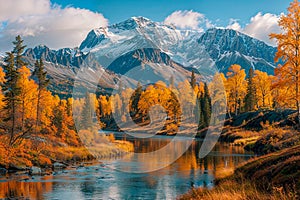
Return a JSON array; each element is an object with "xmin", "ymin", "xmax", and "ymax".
[
  {"xmin": 164, "ymin": 10, "xmax": 213, "ymax": 31},
  {"xmin": 226, "ymin": 12, "xmax": 282, "ymax": 46},
  {"xmin": 0, "ymin": 0, "xmax": 108, "ymax": 51}
]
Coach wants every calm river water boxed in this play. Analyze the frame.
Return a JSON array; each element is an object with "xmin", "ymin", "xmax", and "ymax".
[{"xmin": 0, "ymin": 133, "xmax": 254, "ymax": 200}]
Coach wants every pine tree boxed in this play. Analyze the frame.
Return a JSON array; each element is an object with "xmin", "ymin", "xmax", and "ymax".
[
  {"xmin": 196, "ymin": 92, "xmax": 203, "ymax": 129},
  {"xmin": 190, "ymin": 70, "xmax": 196, "ymax": 89},
  {"xmin": 130, "ymin": 82, "xmax": 143, "ymax": 117},
  {"xmin": 33, "ymin": 59, "xmax": 49, "ymax": 131},
  {"xmin": 52, "ymin": 100, "xmax": 64, "ymax": 136},
  {"xmin": 13, "ymin": 35, "xmax": 27, "ymax": 69},
  {"xmin": 2, "ymin": 36, "xmax": 31, "ymax": 145},
  {"xmin": 2, "ymin": 52, "xmax": 21, "ymax": 146},
  {"xmin": 244, "ymin": 68, "xmax": 257, "ymax": 112},
  {"xmin": 202, "ymin": 83, "xmax": 211, "ymax": 127}
]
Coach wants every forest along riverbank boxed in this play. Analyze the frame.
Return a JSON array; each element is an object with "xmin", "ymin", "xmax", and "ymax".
[{"xmin": 0, "ymin": 130, "xmax": 133, "ymax": 176}]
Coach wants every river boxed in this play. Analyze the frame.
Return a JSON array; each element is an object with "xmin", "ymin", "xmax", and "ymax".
[{"xmin": 0, "ymin": 133, "xmax": 254, "ymax": 200}]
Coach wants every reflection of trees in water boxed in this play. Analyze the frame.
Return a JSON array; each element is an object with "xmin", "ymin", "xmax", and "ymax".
[
  {"xmin": 0, "ymin": 178, "xmax": 53, "ymax": 199},
  {"xmin": 0, "ymin": 141, "xmax": 253, "ymax": 199}
]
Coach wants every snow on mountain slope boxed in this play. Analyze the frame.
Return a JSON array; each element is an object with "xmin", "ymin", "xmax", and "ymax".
[
  {"xmin": 79, "ymin": 17, "xmax": 276, "ymax": 75},
  {"xmin": 0, "ymin": 16, "xmax": 277, "ymax": 96},
  {"xmin": 197, "ymin": 28, "xmax": 277, "ymax": 74}
]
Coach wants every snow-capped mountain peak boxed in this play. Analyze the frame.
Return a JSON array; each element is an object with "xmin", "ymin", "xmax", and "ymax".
[{"xmin": 0, "ymin": 16, "xmax": 278, "ymax": 96}]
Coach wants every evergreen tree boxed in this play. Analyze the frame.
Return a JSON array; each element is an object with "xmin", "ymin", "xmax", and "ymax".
[
  {"xmin": 190, "ymin": 70, "xmax": 196, "ymax": 89},
  {"xmin": 13, "ymin": 35, "xmax": 27, "ymax": 69},
  {"xmin": 196, "ymin": 92, "xmax": 203, "ymax": 129},
  {"xmin": 52, "ymin": 100, "xmax": 64, "ymax": 136},
  {"xmin": 33, "ymin": 59, "xmax": 49, "ymax": 130},
  {"xmin": 2, "ymin": 36, "xmax": 31, "ymax": 145},
  {"xmin": 244, "ymin": 68, "xmax": 257, "ymax": 112},
  {"xmin": 130, "ymin": 82, "xmax": 143, "ymax": 117},
  {"xmin": 202, "ymin": 83, "xmax": 211, "ymax": 127},
  {"xmin": 2, "ymin": 52, "xmax": 21, "ymax": 146}
]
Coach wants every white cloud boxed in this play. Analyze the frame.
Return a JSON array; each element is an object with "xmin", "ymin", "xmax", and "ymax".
[
  {"xmin": 226, "ymin": 19, "xmax": 242, "ymax": 31},
  {"xmin": 243, "ymin": 12, "xmax": 281, "ymax": 46},
  {"xmin": 164, "ymin": 10, "xmax": 212, "ymax": 31},
  {"xmin": 0, "ymin": 0, "xmax": 50, "ymax": 21},
  {"xmin": 0, "ymin": 0, "xmax": 108, "ymax": 51},
  {"xmin": 225, "ymin": 13, "xmax": 282, "ymax": 46}
]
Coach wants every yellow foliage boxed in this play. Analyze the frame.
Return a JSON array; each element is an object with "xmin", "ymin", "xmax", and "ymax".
[{"xmin": 225, "ymin": 64, "xmax": 246, "ymax": 115}]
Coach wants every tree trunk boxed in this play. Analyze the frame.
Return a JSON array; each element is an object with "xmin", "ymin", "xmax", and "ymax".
[
  {"xmin": 10, "ymin": 100, "xmax": 16, "ymax": 146},
  {"xmin": 35, "ymin": 89, "xmax": 41, "ymax": 134}
]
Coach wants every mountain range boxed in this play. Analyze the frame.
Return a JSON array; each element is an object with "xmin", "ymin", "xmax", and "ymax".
[{"xmin": 0, "ymin": 17, "xmax": 277, "ymax": 97}]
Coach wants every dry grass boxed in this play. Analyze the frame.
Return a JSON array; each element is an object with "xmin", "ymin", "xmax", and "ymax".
[
  {"xmin": 232, "ymin": 136, "xmax": 260, "ymax": 146},
  {"xmin": 180, "ymin": 133, "xmax": 300, "ymax": 200},
  {"xmin": 179, "ymin": 177, "xmax": 296, "ymax": 200},
  {"xmin": 0, "ymin": 131, "xmax": 134, "ymax": 169}
]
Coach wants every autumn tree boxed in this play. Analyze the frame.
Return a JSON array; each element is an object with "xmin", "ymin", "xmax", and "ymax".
[
  {"xmin": 98, "ymin": 95, "xmax": 112, "ymax": 124},
  {"xmin": 17, "ymin": 66, "xmax": 38, "ymax": 132},
  {"xmin": 0, "ymin": 67, "xmax": 5, "ymax": 110},
  {"xmin": 244, "ymin": 68, "xmax": 257, "ymax": 112},
  {"xmin": 120, "ymin": 87, "xmax": 134, "ymax": 122},
  {"xmin": 110, "ymin": 93, "xmax": 122, "ymax": 118},
  {"xmin": 270, "ymin": 0, "xmax": 300, "ymax": 123},
  {"xmin": 178, "ymin": 80, "xmax": 196, "ymax": 118},
  {"xmin": 81, "ymin": 92, "xmax": 93, "ymax": 130},
  {"xmin": 226, "ymin": 64, "xmax": 246, "ymax": 115},
  {"xmin": 33, "ymin": 59, "xmax": 49, "ymax": 131},
  {"xmin": 209, "ymin": 73, "xmax": 227, "ymax": 123},
  {"xmin": 254, "ymin": 70, "xmax": 274, "ymax": 108}
]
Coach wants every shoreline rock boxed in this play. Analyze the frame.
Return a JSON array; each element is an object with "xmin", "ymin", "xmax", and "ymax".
[{"xmin": 29, "ymin": 166, "xmax": 42, "ymax": 175}]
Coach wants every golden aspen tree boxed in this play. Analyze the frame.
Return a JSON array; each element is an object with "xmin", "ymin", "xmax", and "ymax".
[
  {"xmin": 226, "ymin": 64, "xmax": 247, "ymax": 115},
  {"xmin": 0, "ymin": 67, "xmax": 5, "ymax": 109},
  {"xmin": 121, "ymin": 87, "xmax": 134, "ymax": 122},
  {"xmin": 178, "ymin": 80, "xmax": 196, "ymax": 118},
  {"xmin": 209, "ymin": 73, "xmax": 227, "ymax": 123},
  {"xmin": 17, "ymin": 66, "xmax": 38, "ymax": 131},
  {"xmin": 253, "ymin": 70, "xmax": 274, "ymax": 108},
  {"xmin": 270, "ymin": 0, "xmax": 300, "ymax": 123}
]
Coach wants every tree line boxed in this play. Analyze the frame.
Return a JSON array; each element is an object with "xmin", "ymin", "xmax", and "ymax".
[
  {"xmin": 1, "ymin": 0, "xmax": 300, "ymax": 144},
  {"xmin": 0, "ymin": 36, "xmax": 79, "ymax": 147}
]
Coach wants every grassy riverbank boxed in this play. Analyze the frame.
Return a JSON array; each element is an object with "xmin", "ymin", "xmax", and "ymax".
[
  {"xmin": 181, "ymin": 116, "xmax": 300, "ymax": 200},
  {"xmin": 0, "ymin": 131, "xmax": 133, "ymax": 172},
  {"xmin": 180, "ymin": 144, "xmax": 299, "ymax": 200}
]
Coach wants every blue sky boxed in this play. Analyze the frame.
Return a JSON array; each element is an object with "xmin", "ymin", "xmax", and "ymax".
[
  {"xmin": 52, "ymin": 0, "xmax": 291, "ymax": 26},
  {"xmin": 0, "ymin": 0, "xmax": 293, "ymax": 51}
]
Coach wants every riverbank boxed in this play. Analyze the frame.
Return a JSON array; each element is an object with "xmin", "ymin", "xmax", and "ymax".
[
  {"xmin": 180, "ymin": 125, "xmax": 300, "ymax": 199},
  {"xmin": 0, "ymin": 131, "xmax": 133, "ymax": 175},
  {"xmin": 180, "ymin": 144, "xmax": 299, "ymax": 200}
]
